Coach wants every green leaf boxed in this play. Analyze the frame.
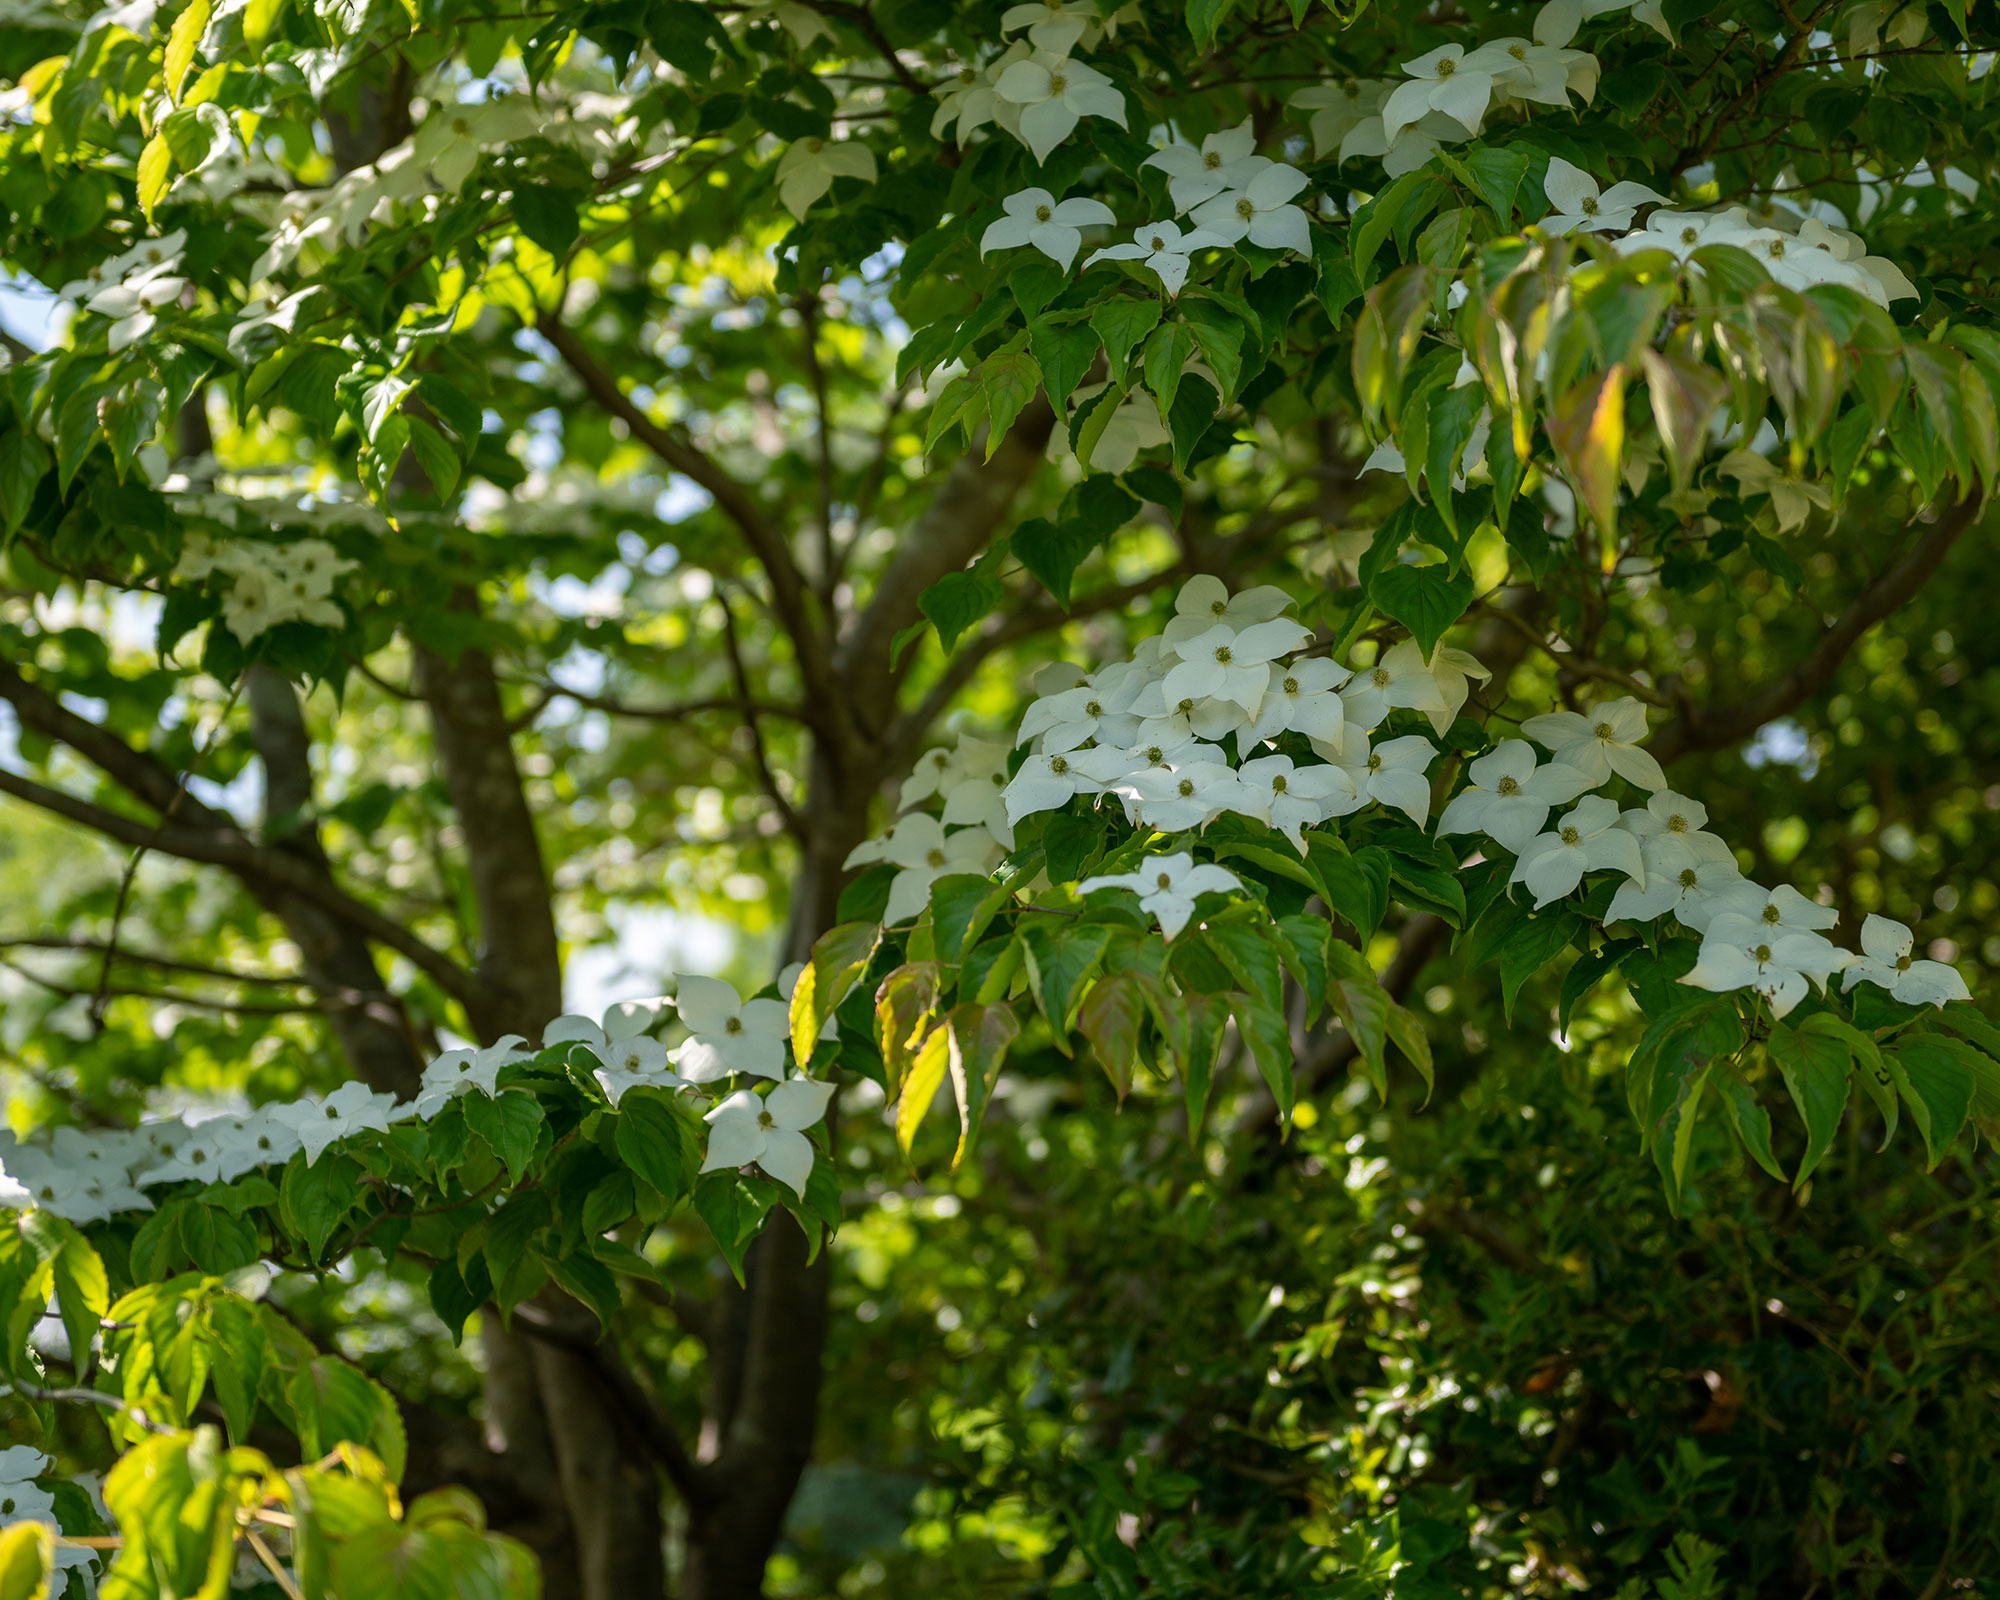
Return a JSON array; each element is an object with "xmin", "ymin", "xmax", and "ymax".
[
  {"xmin": 896, "ymin": 1023, "xmax": 951, "ymax": 1154},
  {"xmin": 1767, "ymin": 1020, "xmax": 1851, "ymax": 1190},
  {"xmin": 1310, "ymin": 839, "xmax": 1390, "ymax": 938},
  {"xmin": 290, "ymin": 1356, "xmax": 408, "ymax": 1480},
  {"xmin": 946, "ymin": 1002, "xmax": 1019, "ymax": 1166},
  {"xmin": 930, "ymin": 877, "xmax": 1007, "ymax": 968},
  {"xmin": 1495, "ymin": 908, "xmax": 1581, "ymax": 1023},
  {"xmin": 614, "ymin": 1088, "xmax": 702, "ymax": 1204},
  {"xmin": 982, "ymin": 348, "xmax": 1042, "ymax": 459},
  {"xmin": 1330, "ymin": 970, "xmax": 1392, "ymax": 1099},
  {"xmin": 1029, "ymin": 319, "xmax": 1099, "ymax": 414},
  {"xmin": 1369, "ymin": 563, "xmax": 1476, "ymax": 657},
  {"xmin": 1204, "ymin": 923, "xmax": 1284, "ymax": 1012},
  {"xmin": 1452, "ymin": 144, "xmax": 1531, "ymax": 226},
  {"xmin": 1889, "ymin": 1036, "xmax": 1977, "ymax": 1168},
  {"xmin": 20, "ymin": 1213, "xmax": 106, "ymax": 1381},
  {"xmin": 136, "ymin": 133, "xmax": 174, "ymax": 221},
  {"xmin": 790, "ymin": 920, "xmax": 881, "ymax": 1063},
  {"xmin": 1384, "ymin": 1000, "xmax": 1434, "ymax": 1103},
  {"xmin": 1167, "ymin": 374, "xmax": 1220, "ymax": 472},
  {"xmin": 1546, "ymin": 364, "xmax": 1627, "ymax": 535},
  {"xmin": 280, "ymin": 1152, "xmax": 366, "ymax": 1262},
  {"xmin": 0, "ymin": 1521, "xmax": 51, "ymax": 1600},
  {"xmin": 1008, "ymin": 260, "xmax": 1065, "ymax": 319},
  {"xmin": 1143, "ymin": 320, "xmax": 1196, "ymax": 420},
  {"xmin": 1181, "ymin": 301, "xmax": 1246, "ymax": 401},
  {"xmin": 1186, "ymin": 0, "xmax": 1238, "ymax": 47},
  {"xmin": 1078, "ymin": 974, "xmax": 1146, "ymax": 1102},
  {"xmin": 1232, "ymin": 994, "xmax": 1295, "ymax": 1123},
  {"xmin": 166, "ymin": 0, "xmax": 211, "ymax": 100},
  {"xmin": 1018, "ymin": 919, "xmax": 1113, "ymax": 1046},
  {"xmin": 1713, "ymin": 1069, "xmax": 1786, "ymax": 1182},
  {"xmin": 1093, "ymin": 298, "xmax": 1163, "ymax": 384},
  {"xmin": 1012, "ymin": 514, "xmax": 1099, "ymax": 608},
  {"xmin": 406, "ymin": 417, "xmax": 462, "ymax": 501},
  {"xmin": 462, "ymin": 1090, "xmax": 544, "ymax": 1184},
  {"xmin": 917, "ymin": 560, "xmax": 1005, "ymax": 651}
]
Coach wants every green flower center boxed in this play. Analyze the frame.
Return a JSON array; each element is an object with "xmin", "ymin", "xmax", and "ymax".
[
  {"xmin": 725, "ymin": 1016, "xmax": 743, "ymax": 1034},
  {"xmin": 1497, "ymin": 776, "xmax": 1520, "ymax": 796},
  {"xmin": 1050, "ymin": 755, "xmax": 1070, "ymax": 775},
  {"xmin": 927, "ymin": 848, "xmax": 947, "ymax": 868},
  {"xmin": 1177, "ymin": 779, "xmax": 1195, "ymax": 797},
  {"xmin": 1560, "ymin": 826, "xmax": 1580, "ymax": 845},
  {"xmin": 1594, "ymin": 721, "xmax": 1616, "ymax": 740}
]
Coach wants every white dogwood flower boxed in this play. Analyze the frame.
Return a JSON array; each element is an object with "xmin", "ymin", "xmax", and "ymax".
[
  {"xmin": 701, "ymin": 1078, "xmax": 836, "ymax": 1198},
  {"xmin": 1511, "ymin": 794, "xmax": 1645, "ymax": 908},
  {"xmin": 1436, "ymin": 740, "xmax": 1597, "ymax": 852},
  {"xmin": 671, "ymin": 975, "xmax": 790, "ymax": 1083},
  {"xmin": 1143, "ymin": 120, "xmax": 1268, "ymax": 211},
  {"xmin": 1085, "ymin": 218, "xmax": 1230, "ymax": 295},
  {"xmin": 1003, "ymin": 748, "xmax": 1103, "ymax": 824},
  {"xmin": 1189, "ymin": 163, "xmax": 1314, "ymax": 254},
  {"xmin": 895, "ymin": 735, "xmax": 1011, "ymax": 812},
  {"xmin": 1161, "ymin": 618, "xmax": 1312, "ymax": 712},
  {"xmin": 881, "ymin": 816, "xmax": 1003, "ymax": 924},
  {"xmin": 1122, "ymin": 757, "xmax": 1251, "ymax": 831},
  {"xmin": 931, "ymin": 45, "xmax": 1031, "ymax": 141},
  {"xmin": 278, "ymin": 1081, "xmax": 400, "ymax": 1166},
  {"xmin": 994, "ymin": 51, "xmax": 1128, "ymax": 163},
  {"xmin": 1521, "ymin": 696, "xmax": 1667, "ymax": 790},
  {"xmin": 1683, "ymin": 925, "xmax": 1849, "ymax": 1018},
  {"xmin": 981, "ymin": 187, "xmax": 1117, "ymax": 271},
  {"xmin": 1000, "ymin": 0, "xmax": 1100, "ymax": 53},
  {"xmin": 1235, "ymin": 755, "xmax": 1360, "ymax": 850},
  {"xmin": 1616, "ymin": 790, "xmax": 1736, "ymax": 879},
  {"xmin": 1337, "ymin": 638, "xmax": 1490, "ymax": 736},
  {"xmin": 775, "ymin": 137, "xmax": 878, "ymax": 222},
  {"xmin": 1685, "ymin": 881, "xmax": 1838, "ymax": 937},
  {"xmin": 1019, "ymin": 675, "xmax": 1147, "ymax": 753},
  {"xmin": 1290, "ymin": 79, "xmax": 1389, "ymax": 158},
  {"xmin": 1162, "ymin": 575, "xmax": 1296, "ymax": 645},
  {"xmin": 1606, "ymin": 852, "xmax": 1743, "ymax": 926},
  {"xmin": 1242, "ymin": 657, "xmax": 1353, "ymax": 747},
  {"xmin": 1326, "ymin": 731, "xmax": 1437, "ymax": 826},
  {"xmin": 1382, "ymin": 44, "xmax": 1498, "ymax": 145},
  {"xmin": 1078, "ymin": 853, "xmax": 1243, "ymax": 938},
  {"xmin": 1537, "ymin": 157, "xmax": 1666, "ymax": 234},
  {"xmin": 1841, "ymin": 915, "xmax": 1971, "ymax": 1007}
]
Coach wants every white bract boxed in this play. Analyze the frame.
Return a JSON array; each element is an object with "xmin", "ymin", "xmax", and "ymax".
[
  {"xmin": 1000, "ymin": 0, "xmax": 1100, "ymax": 53},
  {"xmin": 1143, "ymin": 120, "xmax": 1268, "ymax": 211},
  {"xmin": 1328, "ymin": 731, "xmax": 1438, "ymax": 826},
  {"xmin": 994, "ymin": 51, "xmax": 1128, "ymax": 163},
  {"xmin": 1004, "ymin": 749, "xmax": 1103, "ymax": 824},
  {"xmin": 1084, "ymin": 219, "xmax": 1229, "ymax": 295},
  {"xmin": 1683, "ymin": 924, "xmax": 1849, "ymax": 1017},
  {"xmin": 775, "ymin": 137, "xmax": 878, "ymax": 221},
  {"xmin": 1161, "ymin": 618, "xmax": 1311, "ymax": 711},
  {"xmin": 1290, "ymin": 79, "xmax": 1389, "ymax": 158},
  {"xmin": 1436, "ymin": 740, "xmax": 1597, "ymax": 852},
  {"xmin": 1162, "ymin": 575, "xmax": 1295, "ymax": 643},
  {"xmin": 1538, "ymin": 156, "xmax": 1666, "ymax": 234},
  {"xmin": 413, "ymin": 1034, "xmax": 532, "ymax": 1118},
  {"xmin": 700, "ymin": 1079, "xmax": 835, "ymax": 1198},
  {"xmin": 1120, "ymin": 757, "xmax": 1251, "ymax": 831},
  {"xmin": 1511, "ymin": 794, "xmax": 1646, "ymax": 908},
  {"xmin": 1337, "ymin": 638, "xmax": 1489, "ymax": 736},
  {"xmin": 931, "ymin": 46, "xmax": 1030, "ymax": 141},
  {"xmin": 1078, "ymin": 853, "xmax": 1243, "ymax": 939},
  {"xmin": 671, "ymin": 976, "xmax": 790, "ymax": 1083},
  {"xmin": 1616, "ymin": 790, "xmax": 1735, "ymax": 877},
  {"xmin": 1606, "ymin": 852, "xmax": 1744, "ymax": 926},
  {"xmin": 1243, "ymin": 657, "xmax": 1352, "ymax": 747},
  {"xmin": 1521, "ymin": 697, "xmax": 1667, "ymax": 790},
  {"xmin": 981, "ymin": 187, "xmax": 1117, "ymax": 271},
  {"xmin": 1683, "ymin": 881, "xmax": 1839, "ymax": 936},
  {"xmin": 879, "ymin": 815, "xmax": 1003, "ymax": 924},
  {"xmin": 1188, "ymin": 164, "xmax": 1314, "ymax": 254},
  {"xmin": 1236, "ymin": 755, "xmax": 1361, "ymax": 850},
  {"xmin": 279, "ymin": 1082, "xmax": 399, "ymax": 1167},
  {"xmin": 1841, "ymin": 915, "xmax": 1971, "ymax": 1007},
  {"xmin": 1382, "ymin": 45, "xmax": 1497, "ymax": 144}
]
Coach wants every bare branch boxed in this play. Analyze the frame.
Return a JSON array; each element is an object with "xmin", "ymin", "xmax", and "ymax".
[{"xmin": 1651, "ymin": 498, "xmax": 1979, "ymax": 764}]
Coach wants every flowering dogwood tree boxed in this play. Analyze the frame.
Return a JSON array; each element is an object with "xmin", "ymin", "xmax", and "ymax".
[{"xmin": 0, "ymin": 0, "xmax": 1997, "ymax": 1592}]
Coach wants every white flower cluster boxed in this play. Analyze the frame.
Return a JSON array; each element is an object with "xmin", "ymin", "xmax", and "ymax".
[
  {"xmin": 1611, "ymin": 195, "xmax": 1918, "ymax": 306},
  {"xmin": 55, "ymin": 228, "xmax": 189, "ymax": 351},
  {"xmin": 858, "ymin": 576, "xmax": 1969, "ymax": 1023},
  {"xmin": 0, "ymin": 975, "xmax": 838, "ymax": 1234},
  {"xmin": 844, "ymin": 737, "xmax": 1012, "ymax": 923},
  {"xmin": 172, "ymin": 534, "xmax": 356, "ymax": 644}
]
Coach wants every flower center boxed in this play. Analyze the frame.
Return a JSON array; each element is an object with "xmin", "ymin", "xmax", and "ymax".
[
  {"xmin": 1282, "ymin": 676, "xmax": 1298, "ymax": 694},
  {"xmin": 1085, "ymin": 700, "xmax": 1103, "ymax": 716},
  {"xmin": 1271, "ymin": 775, "xmax": 1288, "ymax": 793},
  {"xmin": 1372, "ymin": 668, "xmax": 1390, "ymax": 688},
  {"xmin": 1213, "ymin": 645, "xmax": 1232, "ymax": 663},
  {"xmin": 1581, "ymin": 196, "xmax": 1600, "ymax": 215},
  {"xmin": 926, "ymin": 848, "xmax": 947, "ymax": 868},
  {"xmin": 1155, "ymin": 872, "xmax": 1173, "ymax": 889},
  {"xmin": 1667, "ymin": 814, "xmax": 1688, "ymax": 833},
  {"xmin": 1150, "ymin": 235, "xmax": 1166, "ymax": 250},
  {"xmin": 1050, "ymin": 755, "xmax": 1070, "ymax": 774},
  {"xmin": 1896, "ymin": 954, "xmax": 1913, "ymax": 971},
  {"xmin": 1048, "ymin": 71, "xmax": 1068, "ymax": 94},
  {"xmin": 757, "ymin": 1110, "xmax": 775, "ymax": 1130},
  {"xmin": 1755, "ymin": 944, "xmax": 1772, "ymax": 963},
  {"xmin": 933, "ymin": 751, "xmax": 950, "ymax": 768},
  {"xmin": 1210, "ymin": 599, "xmax": 1227, "ymax": 615},
  {"xmin": 1236, "ymin": 197, "xmax": 1255, "ymax": 221},
  {"xmin": 1436, "ymin": 56, "xmax": 1456, "ymax": 76},
  {"xmin": 1679, "ymin": 868, "xmax": 1698, "ymax": 888},
  {"xmin": 1342, "ymin": 79, "xmax": 1360, "ymax": 98},
  {"xmin": 1366, "ymin": 754, "xmax": 1382, "ymax": 771},
  {"xmin": 1560, "ymin": 826, "xmax": 1580, "ymax": 845},
  {"xmin": 959, "ymin": 67, "xmax": 978, "ymax": 84},
  {"xmin": 1177, "ymin": 778, "xmax": 1195, "ymax": 797},
  {"xmin": 1144, "ymin": 746, "xmax": 1164, "ymax": 763},
  {"xmin": 1176, "ymin": 698, "xmax": 1194, "ymax": 714},
  {"xmin": 1593, "ymin": 721, "xmax": 1615, "ymax": 740},
  {"xmin": 1035, "ymin": 204, "xmax": 1053, "ymax": 223},
  {"xmin": 725, "ymin": 1016, "xmax": 743, "ymax": 1034},
  {"xmin": 1762, "ymin": 905, "xmax": 1781, "ymax": 924},
  {"xmin": 1681, "ymin": 227, "xmax": 1699, "ymax": 245},
  {"xmin": 1509, "ymin": 43, "xmax": 1527, "ymax": 58},
  {"xmin": 1768, "ymin": 239, "xmax": 1785, "ymax": 258},
  {"xmin": 1204, "ymin": 151, "xmax": 1222, "ymax": 169},
  {"xmin": 1497, "ymin": 776, "xmax": 1520, "ymax": 796},
  {"xmin": 805, "ymin": 137, "xmax": 825, "ymax": 154}
]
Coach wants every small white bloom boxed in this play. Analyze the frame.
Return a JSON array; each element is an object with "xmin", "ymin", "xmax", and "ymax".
[
  {"xmin": 1235, "ymin": 754, "xmax": 1359, "ymax": 850},
  {"xmin": 999, "ymin": 0, "xmax": 1101, "ymax": 53},
  {"xmin": 1188, "ymin": 163, "xmax": 1314, "ymax": 255},
  {"xmin": 1338, "ymin": 638, "xmax": 1490, "ymax": 736},
  {"xmin": 994, "ymin": 50, "xmax": 1128, "ymax": 164},
  {"xmin": 1142, "ymin": 120, "xmax": 1269, "ymax": 211},
  {"xmin": 275, "ymin": 1081, "xmax": 400, "ymax": 1167},
  {"xmin": 1605, "ymin": 851, "xmax": 1743, "ymax": 926},
  {"xmin": 896, "ymin": 735, "xmax": 1010, "ymax": 811},
  {"xmin": 701, "ymin": 1079, "xmax": 836, "ymax": 1197},
  {"xmin": 1077, "ymin": 852, "xmax": 1243, "ymax": 938},
  {"xmin": 1520, "ymin": 696, "xmax": 1667, "ymax": 791},
  {"xmin": 1084, "ymin": 218, "xmax": 1230, "ymax": 295},
  {"xmin": 881, "ymin": 815, "xmax": 1003, "ymax": 924},
  {"xmin": 1684, "ymin": 880, "xmax": 1838, "ymax": 937},
  {"xmin": 1683, "ymin": 924, "xmax": 1849, "ymax": 1017},
  {"xmin": 775, "ymin": 136, "xmax": 878, "ymax": 222},
  {"xmin": 1615, "ymin": 790, "xmax": 1735, "ymax": 878},
  {"xmin": 931, "ymin": 45, "xmax": 1031, "ymax": 142},
  {"xmin": 1289, "ymin": 79, "xmax": 1389, "ymax": 159},
  {"xmin": 1436, "ymin": 740, "xmax": 1597, "ymax": 852},
  {"xmin": 982, "ymin": 187, "xmax": 1117, "ymax": 272},
  {"xmin": 1242, "ymin": 657, "xmax": 1353, "ymax": 748},
  {"xmin": 1510, "ymin": 794, "xmax": 1645, "ymax": 908},
  {"xmin": 1161, "ymin": 618, "xmax": 1312, "ymax": 713},
  {"xmin": 1161, "ymin": 574, "xmax": 1296, "ymax": 644},
  {"xmin": 1018, "ymin": 677, "xmax": 1146, "ymax": 753},
  {"xmin": 671, "ymin": 976, "xmax": 791, "ymax": 1083},
  {"xmin": 1841, "ymin": 914, "xmax": 1971, "ymax": 1007},
  {"xmin": 1537, "ymin": 156, "xmax": 1665, "ymax": 234},
  {"xmin": 1325, "ymin": 730, "xmax": 1437, "ymax": 826},
  {"xmin": 1382, "ymin": 45, "xmax": 1498, "ymax": 145},
  {"xmin": 1003, "ymin": 748, "xmax": 1103, "ymax": 824},
  {"xmin": 1120, "ymin": 757, "xmax": 1251, "ymax": 832}
]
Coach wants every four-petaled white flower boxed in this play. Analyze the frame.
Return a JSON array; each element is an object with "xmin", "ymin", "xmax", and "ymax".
[
  {"xmin": 1537, "ymin": 156, "xmax": 1665, "ymax": 235},
  {"xmin": 1000, "ymin": 0, "xmax": 1101, "ymax": 53},
  {"xmin": 277, "ymin": 1081, "xmax": 400, "ymax": 1167},
  {"xmin": 1162, "ymin": 574, "xmax": 1297, "ymax": 644},
  {"xmin": 1019, "ymin": 675, "xmax": 1146, "ymax": 753},
  {"xmin": 1382, "ymin": 45, "xmax": 1498, "ymax": 145},
  {"xmin": 1120, "ymin": 756, "xmax": 1251, "ymax": 831},
  {"xmin": 1617, "ymin": 790, "xmax": 1734, "ymax": 879},
  {"xmin": 671, "ymin": 975, "xmax": 791, "ymax": 1083},
  {"xmin": 1085, "ymin": 219, "xmax": 1229, "ymax": 295},
  {"xmin": 994, "ymin": 50, "xmax": 1128, "ymax": 164},
  {"xmin": 414, "ymin": 1034, "xmax": 533, "ymax": 1118},
  {"xmin": 1004, "ymin": 748, "xmax": 1104, "ymax": 823},
  {"xmin": 1161, "ymin": 618, "xmax": 1312, "ymax": 712},
  {"xmin": 1511, "ymin": 794, "xmax": 1645, "ymax": 908},
  {"xmin": 1521, "ymin": 696, "xmax": 1667, "ymax": 790},
  {"xmin": 775, "ymin": 137, "xmax": 879, "ymax": 222},
  {"xmin": 1436, "ymin": 739, "xmax": 1597, "ymax": 852},
  {"xmin": 1841, "ymin": 915, "xmax": 1971, "ymax": 1008},
  {"xmin": 1683, "ymin": 923, "xmax": 1849, "ymax": 1018},
  {"xmin": 982, "ymin": 187, "xmax": 1118, "ymax": 272},
  {"xmin": 879, "ymin": 814, "xmax": 1003, "ymax": 924},
  {"xmin": 1143, "ymin": 120, "xmax": 1269, "ymax": 212},
  {"xmin": 1290, "ymin": 79, "xmax": 1389, "ymax": 158},
  {"xmin": 701, "ymin": 1078, "xmax": 836, "ymax": 1198},
  {"xmin": 1235, "ymin": 754, "xmax": 1361, "ymax": 850},
  {"xmin": 1606, "ymin": 851, "xmax": 1743, "ymax": 926},
  {"xmin": 1078, "ymin": 853, "xmax": 1243, "ymax": 939},
  {"xmin": 1188, "ymin": 164, "xmax": 1314, "ymax": 255},
  {"xmin": 86, "ymin": 261, "xmax": 187, "ymax": 351},
  {"xmin": 1243, "ymin": 657, "xmax": 1353, "ymax": 748},
  {"xmin": 1326, "ymin": 730, "xmax": 1438, "ymax": 826},
  {"xmin": 931, "ymin": 46, "xmax": 1030, "ymax": 141},
  {"xmin": 1683, "ymin": 880, "xmax": 1838, "ymax": 937},
  {"xmin": 1337, "ymin": 638, "xmax": 1490, "ymax": 736}
]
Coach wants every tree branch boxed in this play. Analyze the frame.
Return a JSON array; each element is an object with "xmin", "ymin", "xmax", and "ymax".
[
  {"xmin": 718, "ymin": 592, "xmax": 804, "ymax": 839},
  {"xmin": 1650, "ymin": 498, "xmax": 1980, "ymax": 764}
]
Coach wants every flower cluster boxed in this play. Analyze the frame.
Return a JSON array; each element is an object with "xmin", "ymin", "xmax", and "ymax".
[
  {"xmin": 55, "ymin": 228, "xmax": 189, "ymax": 351},
  {"xmin": 0, "ymin": 974, "xmax": 837, "ymax": 1232},
  {"xmin": 856, "ymin": 577, "xmax": 1968, "ymax": 1023},
  {"xmin": 171, "ymin": 534, "xmax": 357, "ymax": 644}
]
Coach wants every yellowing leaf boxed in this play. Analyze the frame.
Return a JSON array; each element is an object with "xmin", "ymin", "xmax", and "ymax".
[
  {"xmin": 136, "ymin": 133, "xmax": 174, "ymax": 220},
  {"xmin": 166, "ymin": 0, "xmax": 212, "ymax": 102},
  {"xmin": 895, "ymin": 1023, "xmax": 951, "ymax": 1155},
  {"xmin": 1546, "ymin": 363, "xmax": 1627, "ymax": 536}
]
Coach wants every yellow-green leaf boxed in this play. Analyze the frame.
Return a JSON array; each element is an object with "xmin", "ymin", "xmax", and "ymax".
[
  {"xmin": 1546, "ymin": 362, "xmax": 1627, "ymax": 535},
  {"xmin": 895, "ymin": 1023, "xmax": 951, "ymax": 1155},
  {"xmin": 0, "ymin": 1521, "xmax": 50, "ymax": 1600},
  {"xmin": 137, "ymin": 133, "xmax": 174, "ymax": 221},
  {"xmin": 166, "ymin": 0, "xmax": 212, "ymax": 102}
]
